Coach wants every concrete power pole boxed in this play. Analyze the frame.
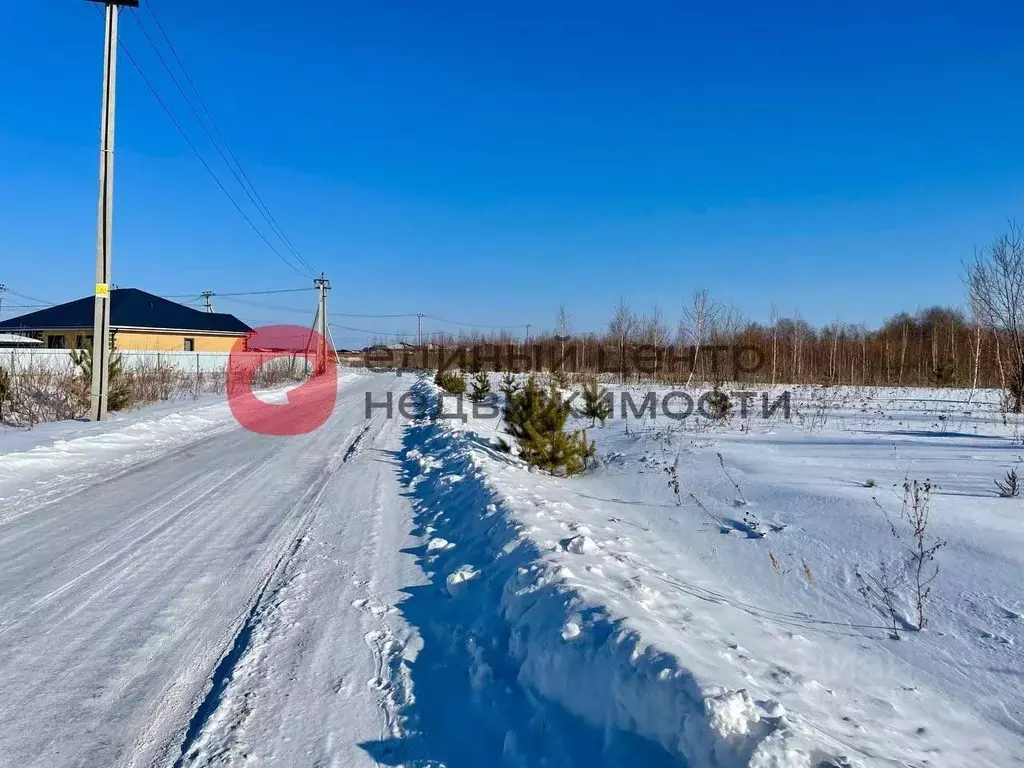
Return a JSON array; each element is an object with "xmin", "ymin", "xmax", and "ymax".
[
  {"xmin": 0, "ymin": 284, "xmax": 6, "ymax": 320},
  {"xmin": 314, "ymin": 273, "xmax": 330, "ymax": 374},
  {"xmin": 88, "ymin": 0, "xmax": 137, "ymax": 421},
  {"xmin": 201, "ymin": 291, "xmax": 215, "ymax": 313},
  {"xmin": 416, "ymin": 313, "xmax": 423, "ymax": 348}
]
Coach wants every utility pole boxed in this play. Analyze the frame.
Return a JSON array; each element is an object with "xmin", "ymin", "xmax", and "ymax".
[
  {"xmin": 87, "ymin": 0, "xmax": 137, "ymax": 421},
  {"xmin": 314, "ymin": 273, "xmax": 330, "ymax": 374},
  {"xmin": 416, "ymin": 313, "xmax": 423, "ymax": 348},
  {"xmin": 200, "ymin": 290, "xmax": 215, "ymax": 313},
  {"xmin": 525, "ymin": 323, "xmax": 531, "ymax": 345},
  {"xmin": 0, "ymin": 284, "xmax": 6, "ymax": 320}
]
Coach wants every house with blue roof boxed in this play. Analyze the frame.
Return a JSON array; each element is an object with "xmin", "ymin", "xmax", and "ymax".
[{"xmin": 0, "ymin": 288, "xmax": 253, "ymax": 352}]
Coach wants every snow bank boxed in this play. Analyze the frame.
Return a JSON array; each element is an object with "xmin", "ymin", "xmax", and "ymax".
[{"xmin": 400, "ymin": 380, "xmax": 827, "ymax": 767}]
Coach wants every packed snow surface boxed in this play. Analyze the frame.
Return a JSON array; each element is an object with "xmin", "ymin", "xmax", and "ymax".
[{"xmin": 1, "ymin": 373, "xmax": 1021, "ymax": 767}]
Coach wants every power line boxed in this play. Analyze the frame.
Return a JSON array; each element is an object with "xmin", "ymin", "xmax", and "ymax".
[
  {"xmin": 329, "ymin": 313, "xmax": 528, "ymax": 327},
  {"xmin": 160, "ymin": 288, "xmax": 313, "ymax": 299},
  {"xmin": 421, "ymin": 313, "xmax": 529, "ymax": 330},
  {"xmin": 329, "ymin": 322, "xmax": 412, "ymax": 338},
  {"xmin": 130, "ymin": 5, "xmax": 316, "ymax": 277},
  {"xmin": 217, "ymin": 296, "xmax": 314, "ymax": 314},
  {"xmin": 145, "ymin": 1, "xmax": 315, "ymax": 276},
  {"xmin": 328, "ymin": 311, "xmax": 529, "ymax": 328},
  {"xmin": 7, "ymin": 289, "xmax": 54, "ymax": 305},
  {"xmin": 218, "ymin": 288, "xmax": 314, "ymax": 297},
  {"xmin": 95, "ymin": 6, "xmax": 313, "ymax": 279},
  {"xmin": 331, "ymin": 311, "xmax": 419, "ymax": 319}
]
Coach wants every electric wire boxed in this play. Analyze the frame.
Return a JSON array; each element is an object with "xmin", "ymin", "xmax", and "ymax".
[
  {"xmin": 160, "ymin": 288, "xmax": 314, "ymax": 299},
  {"xmin": 422, "ymin": 313, "xmax": 528, "ymax": 329},
  {"xmin": 131, "ymin": 5, "xmax": 316, "ymax": 276},
  {"xmin": 91, "ymin": 4, "xmax": 313, "ymax": 279},
  {"xmin": 145, "ymin": 1, "xmax": 314, "ymax": 276},
  {"xmin": 7, "ymin": 290, "xmax": 54, "ymax": 305}
]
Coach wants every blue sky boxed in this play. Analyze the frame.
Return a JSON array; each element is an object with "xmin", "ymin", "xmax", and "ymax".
[{"xmin": 1, "ymin": 1, "xmax": 1022, "ymax": 345}]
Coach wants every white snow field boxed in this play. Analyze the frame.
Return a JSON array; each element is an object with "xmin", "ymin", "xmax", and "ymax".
[
  {"xmin": 2, "ymin": 372, "xmax": 1022, "ymax": 768},
  {"xmin": 422, "ymin": 379, "xmax": 1024, "ymax": 768}
]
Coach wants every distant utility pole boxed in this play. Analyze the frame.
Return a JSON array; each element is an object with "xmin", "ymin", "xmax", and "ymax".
[
  {"xmin": 314, "ymin": 273, "xmax": 330, "ymax": 374},
  {"xmin": 417, "ymin": 313, "xmax": 423, "ymax": 347},
  {"xmin": 0, "ymin": 284, "xmax": 6, "ymax": 320},
  {"xmin": 200, "ymin": 290, "xmax": 215, "ymax": 313},
  {"xmin": 525, "ymin": 323, "xmax": 531, "ymax": 345},
  {"xmin": 87, "ymin": 0, "xmax": 138, "ymax": 421}
]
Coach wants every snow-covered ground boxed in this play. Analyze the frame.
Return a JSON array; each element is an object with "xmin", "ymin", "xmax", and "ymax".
[
  {"xmin": 420, "ymin": 379, "xmax": 1024, "ymax": 767},
  {"xmin": 0, "ymin": 371, "xmax": 424, "ymax": 767},
  {"xmin": 2, "ymin": 372, "xmax": 1021, "ymax": 767}
]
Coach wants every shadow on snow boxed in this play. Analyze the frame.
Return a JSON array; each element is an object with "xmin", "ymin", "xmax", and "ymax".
[{"xmin": 360, "ymin": 380, "xmax": 683, "ymax": 768}]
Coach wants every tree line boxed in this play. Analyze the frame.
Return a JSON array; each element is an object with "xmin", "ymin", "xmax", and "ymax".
[{"xmin": 366, "ymin": 223, "xmax": 1023, "ymax": 407}]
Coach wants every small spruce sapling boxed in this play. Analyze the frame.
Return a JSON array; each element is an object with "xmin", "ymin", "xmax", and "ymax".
[
  {"xmin": 580, "ymin": 376, "xmax": 612, "ymax": 426},
  {"xmin": 499, "ymin": 371, "xmax": 520, "ymax": 399},
  {"xmin": 551, "ymin": 367, "xmax": 570, "ymax": 389},
  {"xmin": 434, "ymin": 369, "xmax": 466, "ymax": 395},
  {"xmin": 469, "ymin": 371, "xmax": 491, "ymax": 403},
  {"xmin": 503, "ymin": 375, "xmax": 595, "ymax": 475},
  {"xmin": 70, "ymin": 338, "xmax": 131, "ymax": 411},
  {"xmin": 705, "ymin": 388, "xmax": 732, "ymax": 419}
]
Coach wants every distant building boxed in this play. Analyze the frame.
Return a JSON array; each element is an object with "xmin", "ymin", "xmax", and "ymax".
[
  {"xmin": 0, "ymin": 288, "xmax": 252, "ymax": 352},
  {"xmin": 0, "ymin": 333, "xmax": 43, "ymax": 349}
]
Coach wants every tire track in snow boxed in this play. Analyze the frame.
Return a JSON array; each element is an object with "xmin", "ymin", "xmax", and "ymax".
[
  {"xmin": 0, "ymin": 411, "xmax": 242, "ymax": 530},
  {"xmin": 343, "ymin": 421, "xmax": 375, "ymax": 464},
  {"xmin": 0, "ymin": 457, "xmax": 275, "ymax": 638},
  {"xmin": 0, "ymin": 377, "xmax": 403, "ymax": 768},
  {"xmin": 170, "ymin": 421, "xmax": 374, "ymax": 768}
]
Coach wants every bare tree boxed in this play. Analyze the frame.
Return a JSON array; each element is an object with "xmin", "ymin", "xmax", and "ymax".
[
  {"xmin": 770, "ymin": 304, "xmax": 779, "ymax": 388},
  {"xmin": 966, "ymin": 222, "xmax": 1024, "ymax": 411},
  {"xmin": 555, "ymin": 305, "xmax": 571, "ymax": 374},
  {"xmin": 555, "ymin": 305, "xmax": 571, "ymax": 338},
  {"xmin": 609, "ymin": 297, "xmax": 637, "ymax": 382},
  {"xmin": 679, "ymin": 289, "xmax": 721, "ymax": 387},
  {"xmin": 642, "ymin": 304, "xmax": 670, "ymax": 381}
]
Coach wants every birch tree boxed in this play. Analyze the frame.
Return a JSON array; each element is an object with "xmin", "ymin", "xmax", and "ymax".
[
  {"xmin": 680, "ymin": 289, "xmax": 721, "ymax": 387},
  {"xmin": 966, "ymin": 223, "xmax": 1024, "ymax": 411}
]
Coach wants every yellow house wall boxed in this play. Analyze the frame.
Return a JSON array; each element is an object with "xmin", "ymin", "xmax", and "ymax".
[
  {"xmin": 32, "ymin": 329, "xmax": 246, "ymax": 352},
  {"xmin": 115, "ymin": 331, "xmax": 244, "ymax": 352}
]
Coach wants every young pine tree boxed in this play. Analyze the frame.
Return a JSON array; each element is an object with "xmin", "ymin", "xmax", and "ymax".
[
  {"xmin": 704, "ymin": 387, "xmax": 732, "ymax": 419},
  {"xmin": 551, "ymin": 367, "xmax": 570, "ymax": 389},
  {"xmin": 469, "ymin": 371, "xmax": 491, "ymax": 402},
  {"xmin": 504, "ymin": 375, "xmax": 594, "ymax": 476},
  {"xmin": 499, "ymin": 371, "xmax": 520, "ymax": 398},
  {"xmin": 70, "ymin": 337, "xmax": 132, "ymax": 412},
  {"xmin": 580, "ymin": 376, "xmax": 612, "ymax": 426},
  {"xmin": 434, "ymin": 368, "xmax": 466, "ymax": 395}
]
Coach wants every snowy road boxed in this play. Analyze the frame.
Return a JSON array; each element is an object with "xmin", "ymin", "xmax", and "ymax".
[
  {"xmin": 6, "ymin": 375, "xmax": 1020, "ymax": 768},
  {"xmin": 0, "ymin": 373, "xmax": 421, "ymax": 768}
]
